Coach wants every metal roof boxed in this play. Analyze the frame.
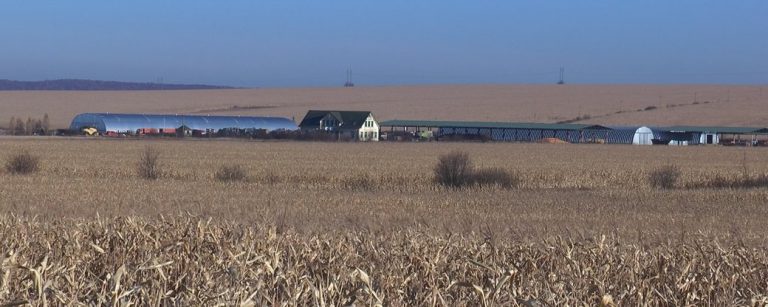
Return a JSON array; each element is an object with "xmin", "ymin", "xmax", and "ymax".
[
  {"xmin": 379, "ymin": 119, "xmax": 611, "ymax": 131},
  {"xmin": 70, "ymin": 113, "xmax": 298, "ymax": 132},
  {"xmin": 663, "ymin": 125, "xmax": 766, "ymax": 134}
]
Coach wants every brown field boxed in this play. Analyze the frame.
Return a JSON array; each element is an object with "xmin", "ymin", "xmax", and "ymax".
[
  {"xmin": 1, "ymin": 84, "xmax": 768, "ymax": 129},
  {"xmin": 1, "ymin": 138, "xmax": 768, "ymax": 305}
]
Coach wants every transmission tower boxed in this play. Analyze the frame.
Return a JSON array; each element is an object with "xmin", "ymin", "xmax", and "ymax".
[
  {"xmin": 344, "ymin": 67, "xmax": 355, "ymax": 87},
  {"xmin": 557, "ymin": 67, "xmax": 565, "ymax": 85}
]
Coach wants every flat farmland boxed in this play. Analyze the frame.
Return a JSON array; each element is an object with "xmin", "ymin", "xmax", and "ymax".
[
  {"xmin": 1, "ymin": 138, "xmax": 768, "ymax": 304},
  {"xmin": 2, "ymin": 84, "xmax": 768, "ymax": 130}
]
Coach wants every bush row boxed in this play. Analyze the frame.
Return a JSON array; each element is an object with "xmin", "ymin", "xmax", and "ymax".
[{"xmin": 6, "ymin": 148, "xmax": 768, "ymax": 191}]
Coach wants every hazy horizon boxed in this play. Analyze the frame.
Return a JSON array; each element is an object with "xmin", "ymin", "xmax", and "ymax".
[{"xmin": 2, "ymin": 1, "xmax": 766, "ymax": 87}]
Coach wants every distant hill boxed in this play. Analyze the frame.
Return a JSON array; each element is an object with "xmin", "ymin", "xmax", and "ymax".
[{"xmin": 0, "ymin": 79, "xmax": 236, "ymax": 90}]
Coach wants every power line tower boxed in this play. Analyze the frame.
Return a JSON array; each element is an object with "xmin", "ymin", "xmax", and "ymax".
[
  {"xmin": 557, "ymin": 67, "xmax": 565, "ymax": 85},
  {"xmin": 344, "ymin": 67, "xmax": 355, "ymax": 87}
]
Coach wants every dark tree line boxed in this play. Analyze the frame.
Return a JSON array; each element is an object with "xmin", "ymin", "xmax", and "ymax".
[
  {"xmin": 0, "ymin": 79, "xmax": 235, "ymax": 91},
  {"xmin": 6, "ymin": 114, "xmax": 50, "ymax": 135}
]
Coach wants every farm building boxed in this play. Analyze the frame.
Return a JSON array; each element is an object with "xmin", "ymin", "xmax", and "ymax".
[
  {"xmin": 379, "ymin": 120, "xmax": 612, "ymax": 143},
  {"xmin": 661, "ymin": 126, "xmax": 768, "ymax": 146},
  {"xmin": 603, "ymin": 126, "xmax": 666, "ymax": 145},
  {"xmin": 69, "ymin": 113, "xmax": 298, "ymax": 135},
  {"xmin": 380, "ymin": 119, "xmax": 768, "ymax": 146},
  {"xmin": 299, "ymin": 110, "xmax": 379, "ymax": 141}
]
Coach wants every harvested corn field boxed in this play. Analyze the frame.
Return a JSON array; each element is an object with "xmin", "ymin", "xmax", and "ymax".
[
  {"xmin": 1, "ymin": 216, "xmax": 767, "ymax": 306},
  {"xmin": 1, "ymin": 138, "xmax": 768, "ymax": 304}
]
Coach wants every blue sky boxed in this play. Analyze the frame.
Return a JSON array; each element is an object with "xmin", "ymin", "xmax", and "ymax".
[{"xmin": 1, "ymin": 1, "xmax": 766, "ymax": 87}]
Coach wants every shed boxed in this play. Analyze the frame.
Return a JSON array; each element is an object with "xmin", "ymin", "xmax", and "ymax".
[
  {"xmin": 663, "ymin": 126, "xmax": 765, "ymax": 145},
  {"xmin": 604, "ymin": 126, "xmax": 663, "ymax": 145},
  {"xmin": 379, "ymin": 119, "xmax": 612, "ymax": 143}
]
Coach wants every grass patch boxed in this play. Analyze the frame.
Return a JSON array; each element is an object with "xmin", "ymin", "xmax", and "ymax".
[
  {"xmin": 689, "ymin": 174, "xmax": 768, "ymax": 189},
  {"xmin": 472, "ymin": 167, "xmax": 520, "ymax": 188},
  {"xmin": 341, "ymin": 174, "xmax": 376, "ymax": 191},
  {"xmin": 215, "ymin": 164, "xmax": 249, "ymax": 182}
]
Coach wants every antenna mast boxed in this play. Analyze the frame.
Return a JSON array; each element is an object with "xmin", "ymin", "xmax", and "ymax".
[{"xmin": 344, "ymin": 66, "xmax": 355, "ymax": 87}]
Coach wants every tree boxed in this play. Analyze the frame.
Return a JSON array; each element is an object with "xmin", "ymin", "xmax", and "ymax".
[
  {"xmin": 25, "ymin": 117, "xmax": 33, "ymax": 135},
  {"xmin": 42, "ymin": 113, "xmax": 50, "ymax": 134},
  {"xmin": 8, "ymin": 116, "xmax": 15, "ymax": 133},
  {"xmin": 34, "ymin": 119, "xmax": 43, "ymax": 135},
  {"xmin": 14, "ymin": 118, "xmax": 24, "ymax": 135}
]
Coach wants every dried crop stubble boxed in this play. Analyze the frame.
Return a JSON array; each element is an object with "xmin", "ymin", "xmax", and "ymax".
[
  {"xmin": 1, "ymin": 138, "xmax": 768, "ymax": 304},
  {"xmin": 0, "ymin": 216, "xmax": 766, "ymax": 305},
  {"xmin": 1, "ymin": 139, "xmax": 768, "ymax": 240}
]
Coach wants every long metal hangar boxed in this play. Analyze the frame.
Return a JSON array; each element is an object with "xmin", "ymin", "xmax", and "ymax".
[
  {"xmin": 70, "ymin": 113, "xmax": 298, "ymax": 135},
  {"xmin": 379, "ymin": 119, "xmax": 613, "ymax": 143}
]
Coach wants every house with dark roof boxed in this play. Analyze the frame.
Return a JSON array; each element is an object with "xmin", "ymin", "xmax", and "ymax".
[{"xmin": 298, "ymin": 110, "xmax": 380, "ymax": 141}]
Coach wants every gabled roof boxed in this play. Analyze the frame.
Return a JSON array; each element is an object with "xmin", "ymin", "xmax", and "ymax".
[
  {"xmin": 299, "ymin": 110, "xmax": 373, "ymax": 129},
  {"xmin": 379, "ymin": 119, "xmax": 611, "ymax": 131}
]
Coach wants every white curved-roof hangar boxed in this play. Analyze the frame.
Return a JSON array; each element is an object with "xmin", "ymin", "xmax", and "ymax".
[{"xmin": 69, "ymin": 113, "xmax": 298, "ymax": 133}]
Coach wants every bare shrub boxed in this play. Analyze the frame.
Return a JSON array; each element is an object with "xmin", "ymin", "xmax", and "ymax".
[
  {"xmin": 5, "ymin": 149, "xmax": 40, "ymax": 175},
  {"xmin": 649, "ymin": 165, "xmax": 680, "ymax": 189},
  {"xmin": 342, "ymin": 174, "xmax": 376, "ymax": 191},
  {"xmin": 259, "ymin": 171, "xmax": 281, "ymax": 184},
  {"xmin": 472, "ymin": 167, "xmax": 520, "ymax": 189},
  {"xmin": 699, "ymin": 174, "xmax": 736, "ymax": 189},
  {"xmin": 692, "ymin": 173, "xmax": 768, "ymax": 189},
  {"xmin": 746, "ymin": 174, "xmax": 768, "ymax": 188},
  {"xmin": 215, "ymin": 164, "xmax": 248, "ymax": 182},
  {"xmin": 137, "ymin": 146, "xmax": 161, "ymax": 180},
  {"xmin": 434, "ymin": 151, "xmax": 473, "ymax": 187}
]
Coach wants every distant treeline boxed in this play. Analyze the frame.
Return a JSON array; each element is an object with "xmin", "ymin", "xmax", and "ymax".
[
  {"xmin": 0, "ymin": 79, "xmax": 236, "ymax": 90},
  {"xmin": 7, "ymin": 114, "xmax": 50, "ymax": 135}
]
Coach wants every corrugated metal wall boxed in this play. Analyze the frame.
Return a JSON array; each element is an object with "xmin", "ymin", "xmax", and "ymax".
[{"xmin": 70, "ymin": 113, "xmax": 298, "ymax": 133}]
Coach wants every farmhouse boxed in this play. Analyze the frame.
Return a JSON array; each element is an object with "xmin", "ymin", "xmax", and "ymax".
[
  {"xmin": 69, "ymin": 113, "xmax": 297, "ymax": 136},
  {"xmin": 299, "ymin": 110, "xmax": 379, "ymax": 141}
]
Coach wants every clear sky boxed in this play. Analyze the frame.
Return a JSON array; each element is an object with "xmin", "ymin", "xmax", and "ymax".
[{"xmin": 1, "ymin": 1, "xmax": 766, "ymax": 87}]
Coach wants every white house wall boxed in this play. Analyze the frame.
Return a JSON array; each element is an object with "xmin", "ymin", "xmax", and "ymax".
[{"xmin": 357, "ymin": 114, "xmax": 380, "ymax": 141}]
